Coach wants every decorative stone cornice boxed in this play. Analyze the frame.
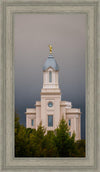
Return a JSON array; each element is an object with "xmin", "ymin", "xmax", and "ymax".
[
  {"xmin": 66, "ymin": 108, "xmax": 81, "ymax": 113},
  {"xmin": 66, "ymin": 112, "xmax": 81, "ymax": 115},
  {"xmin": 60, "ymin": 101, "xmax": 72, "ymax": 107},
  {"xmin": 41, "ymin": 92, "xmax": 61, "ymax": 95},
  {"xmin": 36, "ymin": 101, "xmax": 41, "ymax": 106},
  {"xmin": 25, "ymin": 113, "xmax": 36, "ymax": 115},
  {"xmin": 25, "ymin": 108, "xmax": 36, "ymax": 114}
]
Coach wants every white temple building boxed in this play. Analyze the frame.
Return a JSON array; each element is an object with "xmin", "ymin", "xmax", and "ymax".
[{"xmin": 25, "ymin": 46, "xmax": 81, "ymax": 140}]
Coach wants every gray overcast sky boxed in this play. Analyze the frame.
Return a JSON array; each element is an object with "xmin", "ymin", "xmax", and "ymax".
[{"xmin": 14, "ymin": 14, "xmax": 87, "ymax": 139}]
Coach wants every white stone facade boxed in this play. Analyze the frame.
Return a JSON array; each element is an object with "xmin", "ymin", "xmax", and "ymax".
[{"xmin": 25, "ymin": 52, "xmax": 81, "ymax": 140}]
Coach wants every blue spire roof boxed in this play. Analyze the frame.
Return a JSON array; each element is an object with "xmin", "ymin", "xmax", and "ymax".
[{"xmin": 43, "ymin": 54, "xmax": 59, "ymax": 71}]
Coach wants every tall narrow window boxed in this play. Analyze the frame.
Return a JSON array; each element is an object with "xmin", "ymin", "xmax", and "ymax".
[
  {"xmin": 69, "ymin": 132, "xmax": 71, "ymax": 136},
  {"xmin": 68, "ymin": 119, "xmax": 71, "ymax": 126},
  {"xmin": 49, "ymin": 71, "xmax": 52, "ymax": 82},
  {"xmin": 31, "ymin": 119, "xmax": 34, "ymax": 126},
  {"xmin": 48, "ymin": 115, "xmax": 53, "ymax": 127}
]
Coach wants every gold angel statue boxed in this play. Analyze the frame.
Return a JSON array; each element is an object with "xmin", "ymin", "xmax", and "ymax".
[{"xmin": 48, "ymin": 45, "xmax": 52, "ymax": 54}]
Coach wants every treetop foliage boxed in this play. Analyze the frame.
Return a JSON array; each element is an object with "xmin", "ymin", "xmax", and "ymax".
[{"xmin": 15, "ymin": 113, "xmax": 85, "ymax": 157}]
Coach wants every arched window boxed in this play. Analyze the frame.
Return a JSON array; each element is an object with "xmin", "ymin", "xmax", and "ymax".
[{"xmin": 49, "ymin": 71, "xmax": 52, "ymax": 82}]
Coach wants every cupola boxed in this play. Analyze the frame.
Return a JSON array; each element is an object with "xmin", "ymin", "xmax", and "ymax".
[
  {"xmin": 43, "ymin": 45, "xmax": 59, "ymax": 71},
  {"xmin": 42, "ymin": 45, "xmax": 60, "ymax": 89}
]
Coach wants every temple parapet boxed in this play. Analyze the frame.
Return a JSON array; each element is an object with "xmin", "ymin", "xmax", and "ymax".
[
  {"xmin": 26, "ymin": 108, "xmax": 36, "ymax": 114},
  {"xmin": 66, "ymin": 108, "xmax": 81, "ymax": 114}
]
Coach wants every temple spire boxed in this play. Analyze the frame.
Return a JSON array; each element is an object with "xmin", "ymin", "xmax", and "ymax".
[{"xmin": 48, "ymin": 45, "xmax": 52, "ymax": 54}]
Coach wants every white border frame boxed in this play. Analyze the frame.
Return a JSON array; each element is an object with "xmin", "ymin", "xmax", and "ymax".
[{"xmin": 0, "ymin": 0, "xmax": 99, "ymax": 171}]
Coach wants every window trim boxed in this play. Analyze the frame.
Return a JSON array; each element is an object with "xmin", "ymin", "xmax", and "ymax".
[
  {"xmin": 48, "ymin": 101, "xmax": 53, "ymax": 107},
  {"xmin": 31, "ymin": 119, "xmax": 34, "ymax": 126},
  {"xmin": 48, "ymin": 115, "xmax": 53, "ymax": 127},
  {"xmin": 68, "ymin": 119, "xmax": 71, "ymax": 126}
]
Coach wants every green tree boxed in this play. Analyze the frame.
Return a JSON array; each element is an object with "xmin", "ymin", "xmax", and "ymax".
[
  {"xmin": 75, "ymin": 139, "xmax": 85, "ymax": 157},
  {"xmin": 15, "ymin": 112, "xmax": 33, "ymax": 157},
  {"xmin": 15, "ymin": 125, "xmax": 27, "ymax": 157},
  {"xmin": 54, "ymin": 117, "xmax": 76, "ymax": 157},
  {"xmin": 25, "ymin": 128, "xmax": 37, "ymax": 157},
  {"xmin": 30, "ymin": 122, "xmax": 46, "ymax": 157},
  {"xmin": 15, "ymin": 113, "xmax": 85, "ymax": 157},
  {"xmin": 42, "ymin": 131, "xmax": 58, "ymax": 157}
]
